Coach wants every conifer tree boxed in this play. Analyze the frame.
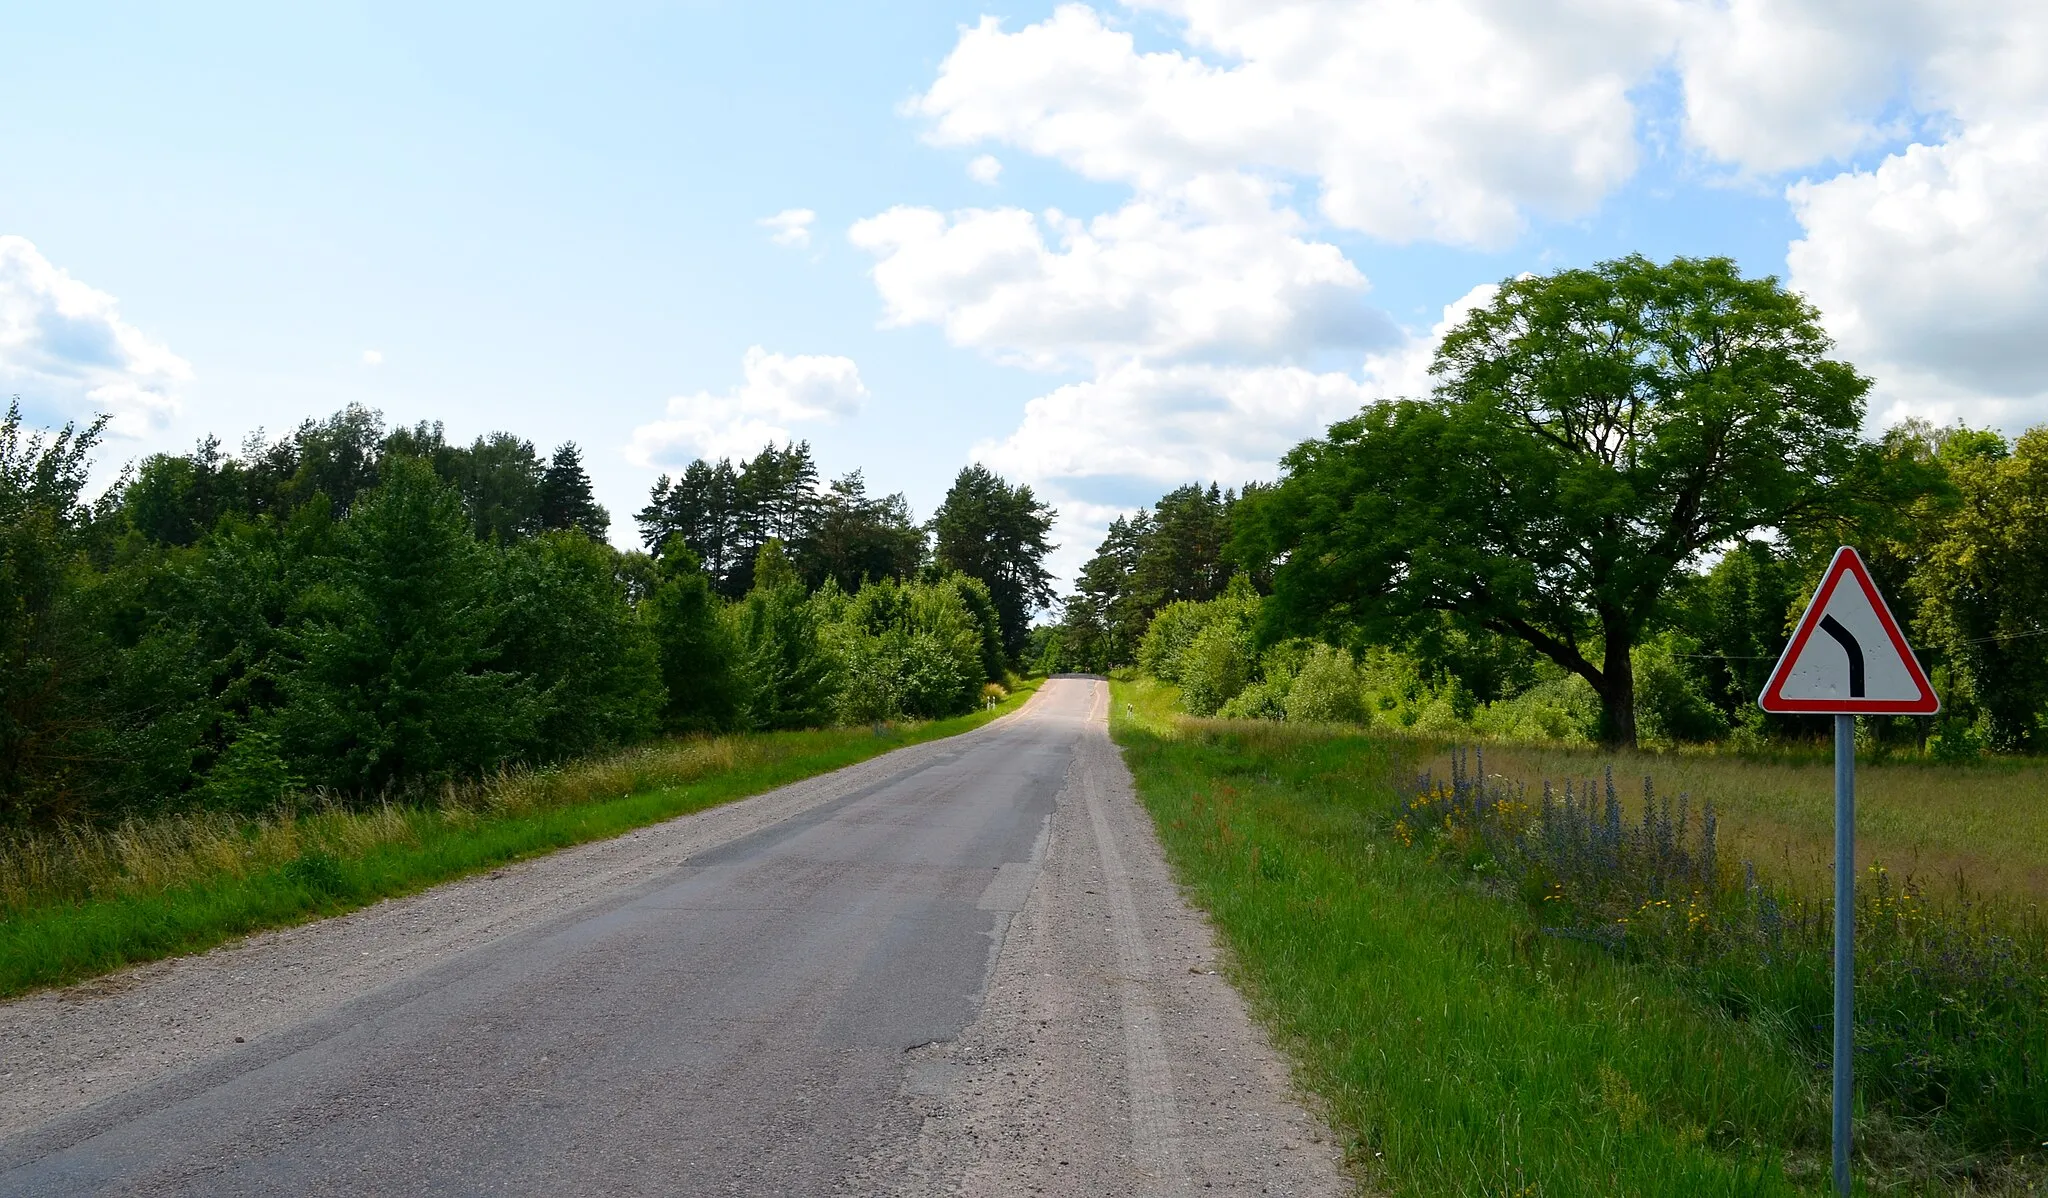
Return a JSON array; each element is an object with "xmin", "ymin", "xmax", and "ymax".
[{"xmin": 538, "ymin": 442, "xmax": 610, "ymax": 540}]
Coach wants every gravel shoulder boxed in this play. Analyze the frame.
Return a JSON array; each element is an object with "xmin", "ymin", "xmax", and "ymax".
[{"xmin": 848, "ymin": 681, "xmax": 1352, "ymax": 1197}]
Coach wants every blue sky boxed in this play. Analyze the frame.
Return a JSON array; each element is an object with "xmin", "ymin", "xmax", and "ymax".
[{"xmin": 5, "ymin": 1, "xmax": 2044, "ymax": 585}]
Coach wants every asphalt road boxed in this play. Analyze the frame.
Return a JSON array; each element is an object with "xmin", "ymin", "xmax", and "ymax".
[{"xmin": 1, "ymin": 678, "xmax": 1345, "ymax": 1196}]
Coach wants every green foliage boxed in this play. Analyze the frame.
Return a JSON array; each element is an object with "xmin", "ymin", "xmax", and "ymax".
[
  {"xmin": 1631, "ymin": 631, "xmax": 1730, "ymax": 745},
  {"xmin": 0, "ymin": 401, "xmax": 113, "ymax": 822},
  {"xmin": 804, "ymin": 469, "xmax": 926, "ymax": 593},
  {"xmin": 728, "ymin": 541, "xmax": 840, "ymax": 731},
  {"xmin": 268, "ymin": 457, "xmax": 540, "ymax": 791},
  {"xmin": 642, "ymin": 542, "xmax": 744, "ymax": 734},
  {"xmin": 1068, "ymin": 482, "xmax": 1240, "ymax": 666},
  {"xmin": 197, "ymin": 727, "xmax": 300, "ymax": 813},
  {"xmin": 638, "ymin": 443, "xmax": 827, "ymax": 597},
  {"xmin": 827, "ymin": 571, "xmax": 990, "ymax": 722},
  {"xmin": 536, "ymin": 442, "xmax": 610, "ymax": 540},
  {"xmin": 1237, "ymin": 255, "xmax": 1876, "ymax": 747},
  {"xmin": 1178, "ymin": 621, "xmax": 1254, "ymax": 716},
  {"xmin": 494, "ymin": 531, "xmax": 663, "ymax": 757},
  {"xmin": 1915, "ymin": 427, "xmax": 2048, "ymax": 751},
  {"xmin": 1281, "ymin": 642, "xmax": 1365, "ymax": 724},
  {"xmin": 930, "ymin": 463, "xmax": 1057, "ymax": 661}
]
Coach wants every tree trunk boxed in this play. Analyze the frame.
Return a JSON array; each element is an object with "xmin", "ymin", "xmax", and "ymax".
[{"xmin": 1598, "ymin": 622, "xmax": 1637, "ymax": 749}]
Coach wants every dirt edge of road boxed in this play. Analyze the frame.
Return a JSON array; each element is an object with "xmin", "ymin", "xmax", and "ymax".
[{"xmin": 847, "ymin": 679, "xmax": 1355, "ymax": 1197}]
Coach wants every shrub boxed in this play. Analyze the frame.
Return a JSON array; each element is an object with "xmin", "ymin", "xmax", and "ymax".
[
  {"xmin": 1217, "ymin": 681, "xmax": 1287, "ymax": 720},
  {"xmin": 1633, "ymin": 631, "xmax": 1729, "ymax": 744},
  {"xmin": 1179, "ymin": 622, "xmax": 1254, "ymax": 716},
  {"xmin": 1282, "ymin": 643, "xmax": 1365, "ymax": 725}
]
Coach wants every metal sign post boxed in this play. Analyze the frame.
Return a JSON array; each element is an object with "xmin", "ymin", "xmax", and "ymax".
[
  {"xmin": 1831, "ymin": 713, "xmax": 1855, "ymax": 1195},
  {"xmin": 1759, "ymin": 546, "xmax": 1939, "ymax": 1197}
]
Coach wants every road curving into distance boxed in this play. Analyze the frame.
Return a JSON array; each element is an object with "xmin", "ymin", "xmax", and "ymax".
[{"xmin": 0, "ymin": 677, "xmax": 1347, "ymax": 1196}]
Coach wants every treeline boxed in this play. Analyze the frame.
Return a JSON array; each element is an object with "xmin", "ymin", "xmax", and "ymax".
[
  {"xmin": 1041, "ymin": 255, "xmax": 2048, "ymax": 758},
  {"xmin": 0, "ymin": 402, "xmax": 1055, "ymax": 828}
]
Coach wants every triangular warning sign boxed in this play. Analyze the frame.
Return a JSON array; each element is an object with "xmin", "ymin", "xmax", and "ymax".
[{"xmin": 1760, "ymin": 546, "xmax": 1940, "ymax": 715}]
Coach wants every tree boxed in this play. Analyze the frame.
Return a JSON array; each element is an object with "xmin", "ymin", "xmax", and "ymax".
[
  {"xmin": 930, "ymin": 464, "xmax": 1056, "ymax": 662},
  {"xmin": 638, "ymin": 443, "xmax": 823, "ymax": 597},
  {"xmin": 728, "ymin": 541, "xmax": 838, "ymax": 730},
  {"xmin": 1066, "ymin": 482, "xmax": 1239, "ymax": 667},
  {"xmin": 641, "ymin": 540, "xmax": 743, "ymax": 733},
  {"xmin": 1914, "ymin": 427, "xmax": 2048, "ymax": 751},
  {"xmin": 803, "ymin": 470, "xmax": 925, "ymax": 593},
  {"xmin": 0, "ymin": 402, "xmax": 112, "ymax": 821},
  {"xmin": 269, "ymin": 458, "xmax": 538, "ymax": 791},
  {"xmin": 1237, "ymin": 255, "xmax": 1872, "ymax": 747},
  {"xmin": 538, "ymin": 442, "xmax": 610, "ymax": 540},
  {"xmin": 494, "ymin": 532, "xmax": 661, "ymax": 757}
]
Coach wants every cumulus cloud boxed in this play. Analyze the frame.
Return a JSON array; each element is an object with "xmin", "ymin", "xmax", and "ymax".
[
  {"xmin": 867, "ymin": 0, "xmax": 2048, "ymax": 586},
  {"xmin": 914, "ymin": 2, "xmax": 1675, "ymax": 247},
  {"xmin": 975, "ymin": 361, "xmax": 1372, "ymax": 490},
  {"xmin": 850, "ymin": 174, "xmax": 1392, "ymax": 370},
  {"xmin": 0, "ymin": 235, "xmax": 191, "ymax": 437},
  {"xmin": 1789, "ymin": 119, "xmax": 2048, "ymax": 423},
  {"xmin": 759, "ymin": 208, "xmax": 817, "ymax": 249},
  {"xmin": 967, "ymin": 154, "xmax": 1004, "ymax": 185},
  {"xmin": 627, "ymin": 346, "xmax": 867, "ymax": 468},
  {"xmin": 1750, "ymin": 0, "xmax": 2048, "ymax": 425},
  {"xmin": 361, "ymin": 349, "xmax": 384, "ymax": 366}
]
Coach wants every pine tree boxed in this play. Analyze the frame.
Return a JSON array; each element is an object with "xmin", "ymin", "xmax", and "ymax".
[{"xmin": 538, "ymin": 442, "xmax": 610, "ymax": 540}]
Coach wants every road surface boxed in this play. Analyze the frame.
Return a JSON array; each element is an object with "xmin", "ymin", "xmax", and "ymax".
[{"xmin": 0, "ymin": 678, "xmax": 1347, "ymax": 1196}]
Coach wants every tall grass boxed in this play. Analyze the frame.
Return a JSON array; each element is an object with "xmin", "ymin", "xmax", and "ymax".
[
  {"xmin": 1454, "ymin": 742, "xmax": 2048, "ymax": 907},
  {"xmin": 1400, "ymin": 751, "xmax": 2048, "ymax": 1175},
  {"xmin": 0, "ymin": 736, "xmax": 754, "ymax": 918},
  {"xmin": 0, "ymin": 680, "xmax": 1039, "ymax": 998}
]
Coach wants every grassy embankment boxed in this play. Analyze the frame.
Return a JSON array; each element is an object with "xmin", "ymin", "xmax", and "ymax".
[
  {"xmin": 1112, "ymin": 676, "xmax": 2047, "ymax": 1196},
  {"xmin": 0, "ymin": 678, "xmax": 1039, "ymax": 1000}
]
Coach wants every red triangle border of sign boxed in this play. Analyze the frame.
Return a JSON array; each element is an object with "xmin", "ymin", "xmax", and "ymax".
[{"xmin": 1759, "ymin": 546, "xmax": 1940, "ymax": 715}]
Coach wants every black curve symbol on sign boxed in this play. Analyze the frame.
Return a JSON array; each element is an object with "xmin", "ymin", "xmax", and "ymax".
[{"xmin": 1819, "ymin": 615, "xmax": 1866, "ymax": 698}]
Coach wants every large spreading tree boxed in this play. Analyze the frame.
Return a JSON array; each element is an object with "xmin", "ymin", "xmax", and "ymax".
[{"xmin": 1236, "ymin": 255, "xmax": 1871, "ymax": 747}]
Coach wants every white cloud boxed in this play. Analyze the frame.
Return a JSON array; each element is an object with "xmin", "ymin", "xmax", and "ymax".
[
  {"xmin": 0, "ymin": 235, "xmax": 191, "ymax": 437},
  {"xmin": 1789, "ymin": 119, "xmax": 2048, "ymax": 424},
  {"xmin": 361, "ymin": 349, "xmax": 384, "ymax": 366},
  {"xmin": 869, "ymin": 0, "xmax": 2048, "ymax": 590},
  {"xmin": 914, "ymin": 2, "xmax": 1676, "ymax": 248},
  {"xmin": 850, "ymin": 174, "xmax": 1390, "ymax": 370},
  {"xmin": 967, "ymin": 154, "xmax": 1004, "ymax": 185},
  {"xmin": 627, "ymin": 346, "xmax": 867, "ymax": 467},
  {"xmin": 759, "ymin": 208, "xmax": 817, "ymax": 249},
  {"xmin": 975, "ymin": 361, "xmax": 1375, "ymax": 490}
]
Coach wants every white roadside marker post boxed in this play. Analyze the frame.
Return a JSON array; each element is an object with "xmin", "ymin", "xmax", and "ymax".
[{"xmin": 1759, "ymin": 546, "xmax": 1940, "ymax": 1197}]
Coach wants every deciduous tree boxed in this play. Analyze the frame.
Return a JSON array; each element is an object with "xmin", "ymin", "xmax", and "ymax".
[{"xmin": 1237, "ymin": 255, "xmax": 1871, "ymax": 747}]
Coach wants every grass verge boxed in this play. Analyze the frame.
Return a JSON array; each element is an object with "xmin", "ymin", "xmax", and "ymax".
[
  {"xmin": 0, "ymin": 678, "xmax": 1039, "ymax": 1000},
  {"xmin": 1112, "ymin": 677, "xmax": 1825, "ymax": 1196}
]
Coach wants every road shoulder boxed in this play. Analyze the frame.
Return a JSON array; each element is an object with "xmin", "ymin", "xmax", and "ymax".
[{"xmin": 855, "ymin": 681, "xmax": 1352, "ymax": 1196}]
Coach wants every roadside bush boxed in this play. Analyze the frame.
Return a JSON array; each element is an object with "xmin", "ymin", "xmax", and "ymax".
[
  {"xmin": 1138, "ymin": 601, "xmax": 1208, "ymax": 682},
  {"xmin": 1633, "ymin": 631, "xmax": 1729, "ymax": 744},
  {"xmin": 1179, "ymin": 622, "xmax": 1254, "ymax": 716},
  {"xmin": 1469, "ymin": 671, "xmax": 1600, "ymax": 743},
  {"xmin": 1217, "ymin": 681, "xmax": 1287, "ymax": 720},
  {"xmin": 1282, "ymin": 643, "xmax": 1365, "ymax": 724}
]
